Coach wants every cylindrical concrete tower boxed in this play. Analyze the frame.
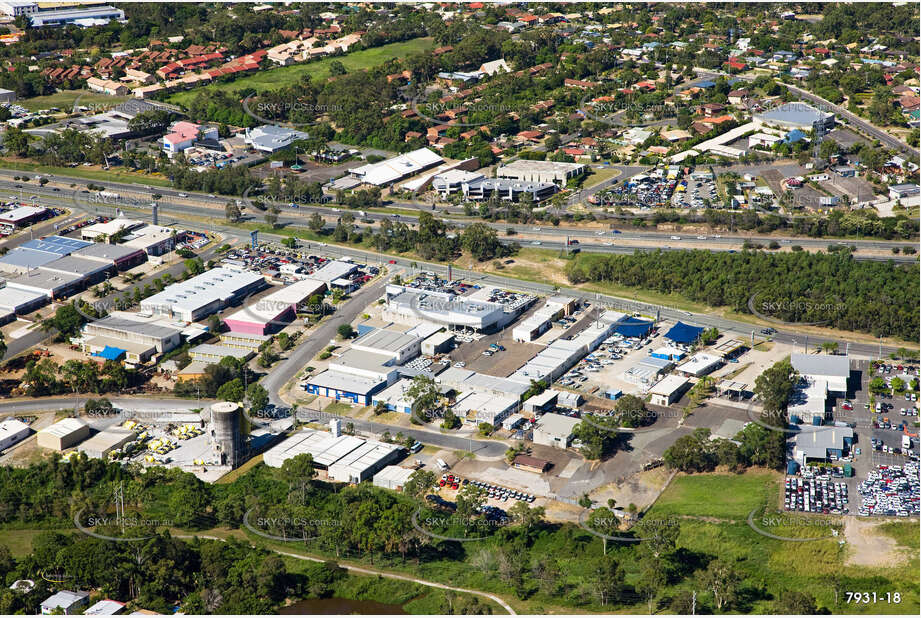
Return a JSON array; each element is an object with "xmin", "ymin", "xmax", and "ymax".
[{"xmin": 210, "ymin": 402, "xmax": 242, "ymax": 468}]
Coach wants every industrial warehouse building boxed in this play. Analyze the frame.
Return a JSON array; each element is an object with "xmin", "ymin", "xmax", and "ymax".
[
  {"xmin": 244, "ymin": 125, "xmax": 310, "ymax": 152},
  {"xmin": 350, "ymin": 328, "xmax": 421, "ymax": 365},
  {"xmin": 305, "ymin": 370, "xmax": 388, "ymax": 405},
  {"xmin": 0, "ymin": 285, "xmax": 47, "ymax": 318},
  {"xmin": 532, "ymin": 413, "xmax": 581, "ymax": 449},
  {"xmin": 0, "ymin": 248, "xmax": 62, "ymax": 275},
  {"xmin": 453, "ymin": 390, "xmax": 520, "ymax": 427},
  {"xmin": 189, "ymin": 343, "xmax": 254, "ymax": 363},
  {"xmin": 421, "ymin": 330, "xmax": 454, "ymax": 355},
  {"xmin": 512, "ymin": 296, "xmax": 577, "ymax": 342},
  {"xmin": 0, "ymin": 235, "xmax": 93, "ymax": 275},
  {"xmin": 623, "ymin": 355, "xmax": 674, "ymax": 385},
  {"xmin": 436, "ymin": 366, "xmax": 531, "ymax": 398},
  {"xmin": 36, "ymin": 417, "xmax": 90, "ymax": 451},
  {"xmin": 788, "ymin": 354, "xmax": 851, "ymax": 422},
  {"xmin": 793, "ymin": 426, "xmax": 854, "ymax": 464},
  {"xmin": 329, "ymin": 349, "xmax": 399, "ymax": 384},
  {"xmin": 80, "ymin": 313, "xmax": 183, "ymax": 364},
  {"xmin": 122, "ymin": 225, "xmax": 176, "ymax": 257},
  {"xmin": 328, "ymin": 440, "xmax": 403, "ymax": 483},
  {"xmin": 370, "ymin": 379, "xmax": 414, "ymax": 414},
  {"xmin": 0, "ymin": 205, "xmax": 49, "ymax": 228},
  {"xmin": 5, "ymin": 269, "xmax": 84, "ymax": 300},
  {"xmin": 648, "ymin": 375, "xmax": 690, "ymax": 406},
  {"xmin": 0, "ymin": 418, "xmax": 32, "ymax": 451},
  {"xmin": 496, "ymin": 159, "xmax": 586, "ymax": 185},
  {"xmin": 141, "ymin": 267, "xmax": 267, "ymax": 322},
  {"xmin": 373, "ymin": 465, "xmax": 416, "ymax": 491},
  {"xmin": 219, "ymin": 331, "xmax": 271, "ymax": 352},
  {"xmin": 349, "ymin": 147, "xmax": 443, "ymax": 187},
  {"xmin": 222, "ymin": 278, "xmax": 326, "ymax": 335},
  {"xmin": 78, "ymin": 428, "xmax": 136, "ymax": 459},
  {"xmin": 71, "ymin": 242, "xmax": 147, "ymax": 271},
  {"xmin": 676, "ymin": 352, "xmax": 723, "ymax": 377},
  {"xmin": 446, "ymin": 177, "xmax": 558, "ymax": 202},
  {"xmin": 310, "ymin": 260, "xmax": 358, "ymax": 282},
  {"xmin": 264, "ymin": 429, "xmax": 402, "ymax": 482},
  {"xmin": 384, "ymin": 285, "xmax": 506, "ymax": 332},
  {"xmin": 39, "ymin": 255, "xmax": 115, "ymax": 286},
  {"xmin": 80, "ymin": 218, "xmax": 145, "ymax": 241}
]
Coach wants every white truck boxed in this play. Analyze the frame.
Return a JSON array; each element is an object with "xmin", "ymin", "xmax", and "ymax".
[
  {"xmin": 436, "ymin": 458, "xmax": 448, "ymax": 471},
  {"xmin": 903, "ymin": 435, "xmax": 912, "ymax": 450},
  {"xmin": 98, "ymin": 190, "xmax": 120, "ymax": 200}
]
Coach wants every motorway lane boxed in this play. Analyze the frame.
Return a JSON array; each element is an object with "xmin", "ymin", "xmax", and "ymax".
[
  {"xmin": 3, "ymin": 173, "xmax": 917, "ymax": 256},
  {"xmin": 5, "ymin": 175, "xmax": 914, "ymax": 359}
]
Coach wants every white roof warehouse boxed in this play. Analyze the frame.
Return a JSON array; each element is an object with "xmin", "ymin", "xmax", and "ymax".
[
  {"xmin": 350, "ymin": 147, "xmax": 444, "ymax": 186},
  {"xmin": 140, "ymin": 267, "xmax": 267, "ymax": 322}
]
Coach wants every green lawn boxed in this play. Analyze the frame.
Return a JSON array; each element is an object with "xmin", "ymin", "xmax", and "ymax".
[
  {"xmin": 647, "ymin": 471, "xmax": 781, "ymax": 520},
  {"xmin": 20, "ymin": 89, "xmax": 130, "ymax": 113},
  {"xmin": 0, "ymin": 528, "xmax": 58, "ymax": 557},
  {"xmin": 168, "ymin": 38, "xmax": 435, "ymax": 106},
  {"xmin": 0, "ymin": 158, "xmax": 172, "ymax": 187}
]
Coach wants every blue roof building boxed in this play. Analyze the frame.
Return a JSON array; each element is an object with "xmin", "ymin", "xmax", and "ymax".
[
  {"xmin": 21, "ymin": 235, "xmax": 92, "ymax": 256},
  {"xmin": 665, "ymin": 321, "xmax": 704, "ymax": 344},
  {"xmin": 784, "ymin": 129, "xmax": 807, "ymax": 144}
]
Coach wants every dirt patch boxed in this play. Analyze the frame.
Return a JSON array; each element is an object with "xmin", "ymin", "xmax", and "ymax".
[{"xmin": 843, "ymin": 517, "xmax": 905, "ymax": 567}]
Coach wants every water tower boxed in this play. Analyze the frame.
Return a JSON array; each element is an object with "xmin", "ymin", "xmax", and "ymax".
[{"xmin": 210, "ymin": 402, "xmax": 242, "ymax": 467}]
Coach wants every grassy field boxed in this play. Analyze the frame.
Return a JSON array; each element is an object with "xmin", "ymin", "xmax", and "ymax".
[
  {"xmin": 168, "ymin": 38, "xmax": 435, "ymax": 106},
  {"xmin": 0, "ymin": 528, "xmax": 56, "ymax": 557},
  {"xmin": 641, "ymin": 471, "xmax": 919, "ymax": 614},
  {"xmin": 581, "ymin": 166, "xmax": 621, "ymax": 189},
  {"xmin": 20, "ymin": 89, "xmax": 130, "ymax": 113},
  {"xmin": 0, "ymin": 158, "xmax": 173, "ymax": 187},
  {"xmin": 648, "ymin": 470, "xmax": 781, "ymax": 520}
]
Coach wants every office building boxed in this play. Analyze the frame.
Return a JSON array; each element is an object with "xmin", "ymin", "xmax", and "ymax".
[{"xmin": 496, "ymin": 159, "xmax": 587, "ymax": 185}]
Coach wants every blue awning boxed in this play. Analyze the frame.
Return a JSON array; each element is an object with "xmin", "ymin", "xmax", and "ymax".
[
  {"xmin": 356, "ymin": 324, "xmax": 375, "ymax": 337},
  {"xmin": 93, "ymin": 345, "xmax": 126, "ymax": 361},
  {"xmin": 664, "ymin": 321, "xmax": 704, "ymax": 344},
  {"xmin": 614, "ymin": 317, "xmax": 654, "ymax": 338}
]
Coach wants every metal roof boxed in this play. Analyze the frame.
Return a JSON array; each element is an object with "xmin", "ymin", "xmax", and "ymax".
[
  {"xmin": 791, "ymin": 353, "xmax": 850, "ymax": 378},
  {"xmin": 0, "ymin": 248, "xmax": 60, "ymax": 270},
  {"xmin": 352, "ymin": 328, "xmax": 420, "ymax": 353},
  {"xmin": 307, "ymin": 369, "xmax": 386, "ymax": 395},
  {"xmin": 71, "ymin": 242, "xmax": 145, "ymax": 262}
]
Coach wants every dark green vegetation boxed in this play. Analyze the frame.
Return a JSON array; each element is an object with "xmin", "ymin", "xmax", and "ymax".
[
  {"xmin": 566, "ymin": 250, "xmax": 919, "ymax": 341},
  {"xmin": 650, "ymin": 208, "xmax": 918, "ymax": 241},
  {"xmin": 665, "ymin": 360, "xmax": 792, "ymax": 473},
  {"xmin": 1, "ymin": 456, "xmax": 916, "ymax": 615}
]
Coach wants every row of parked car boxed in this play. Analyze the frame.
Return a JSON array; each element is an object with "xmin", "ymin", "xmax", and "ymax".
[{"xmin": 784, "ymin": 476, "xmax": 849, "ymax": 515}]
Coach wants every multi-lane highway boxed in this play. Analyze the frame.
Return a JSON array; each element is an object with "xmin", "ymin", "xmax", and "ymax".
[{"xmin": 3, "ymin": 172, "xmax": 916, "ymax": 262}]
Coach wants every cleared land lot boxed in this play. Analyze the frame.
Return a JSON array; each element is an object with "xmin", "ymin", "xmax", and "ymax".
[{"xmin": 169, "ymin": 38, "xmax": 436, "ymax": 106}]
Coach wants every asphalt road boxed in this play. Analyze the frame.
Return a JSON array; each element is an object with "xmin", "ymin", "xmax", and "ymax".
[
  {"xmin": 261, "ymin": 272, "xmax": 393, "ymax": 409},
  {"xmin": 17, "ymin": 179, "xmax": 915, "ymax": 262},
  {"xmin": 5, "ymin": 165, "xmax": 919, "ymax": 259}
]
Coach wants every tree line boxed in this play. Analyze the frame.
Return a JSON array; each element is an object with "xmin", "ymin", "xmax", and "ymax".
[{"xmin": 565, "ymin": 250, "xmax": 919, "ymax": 341}]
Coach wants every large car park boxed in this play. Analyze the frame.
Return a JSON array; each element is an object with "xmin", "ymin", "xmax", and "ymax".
[
  {"xmin": 784, "ymin": 473, "xmax": 849, "ymax": 515},
  {"xmin": 857, "ymin": 462, "xmax": 920, "ymax": 517}
]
